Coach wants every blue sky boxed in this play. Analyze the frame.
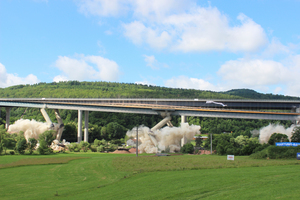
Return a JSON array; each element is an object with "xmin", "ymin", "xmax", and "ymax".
[{"xmin": 1, "ymin": 0, "xmax": 300, "ymax": 97}]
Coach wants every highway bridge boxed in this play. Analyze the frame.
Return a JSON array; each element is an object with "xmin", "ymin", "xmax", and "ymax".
[{"xmin": 1, "ymin": 98, "xmax": 300, "ymax": 142}]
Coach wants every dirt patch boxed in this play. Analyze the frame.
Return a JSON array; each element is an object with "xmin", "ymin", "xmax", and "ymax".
[{"xmin": 112, "ymin": 149, "xmax": 130, "ymax": 154}]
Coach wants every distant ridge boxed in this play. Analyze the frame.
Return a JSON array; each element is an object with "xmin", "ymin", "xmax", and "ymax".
[
  {"xmin": 0, "ymin": 81, "xmax": 299, "ymax": 100},
  {"xmin": 222, "ymin": 89, "xmax": 300, "ymax": 100}
]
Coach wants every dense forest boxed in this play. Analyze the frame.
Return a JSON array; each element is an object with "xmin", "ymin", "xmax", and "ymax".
[{"xmin": 0, "ymin": 81, "xmax": 297, "ymax": 142}]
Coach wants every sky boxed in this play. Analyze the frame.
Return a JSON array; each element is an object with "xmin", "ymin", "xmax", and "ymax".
[{"xmin": 1, "ymin": 0, "xmax": 300, "ymax": 97}]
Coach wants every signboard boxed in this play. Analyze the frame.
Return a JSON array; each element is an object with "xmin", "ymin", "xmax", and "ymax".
[
  {"xmin": 275, "ymin": 142, "xmax": 300, "ymax": 147},
  {"xmin": 297, "ymin": 153, "xmax": 300, "ymax": 160},
  {"xmin": 227, "ymin": 155, "xmax": 234, "ymax": 160}
]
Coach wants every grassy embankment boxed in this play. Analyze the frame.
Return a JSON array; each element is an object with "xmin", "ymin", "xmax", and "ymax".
[{"xmin": 0, "ymin": 153, "xmax": 299, "ymax": 199}]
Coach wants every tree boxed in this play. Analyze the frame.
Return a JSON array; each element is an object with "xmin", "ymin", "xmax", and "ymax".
[
  {"xmin": 291, "ymin": 126, "xmax": 300, "ymax": 142},
  {"xmin": 180, "ymin": 143, "xmax": 194, "ymax": 154},
  {"xmin": 268, "ymin": 133, "xmax": 289, "ymax": 145},
  {"xmin": 27, "ymin": 138, "xmax": 38, "ymax": 154},
  {"xmin": 195, "ymin": 137, "xmax": 202, "ymax": 147},
  {"xmin": 37, "ymin": 130, "xmax": 55, "ymax": 155},
  {"xmin": 16, "ymin": 138, "xmax": 27, "ymax": 154}
]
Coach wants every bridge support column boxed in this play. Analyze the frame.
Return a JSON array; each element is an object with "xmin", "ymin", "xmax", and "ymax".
[
  {"xmin": 5, "ymin": 107, "xmax": 11, "ymax": 129},
  {"xmin": 181, "ymin": 115, "xmax": 187, "ymax": 125},
  {"xmin": 181, "ymin": 115, "xmax": 187, "ymax": 147},
  {"xmin": 84, "ymin": 111, "xmax": 89, "ymax": 142},
  {"xmin": 78, "ymin": 110, "xmax": 82, "ymax": 143}
]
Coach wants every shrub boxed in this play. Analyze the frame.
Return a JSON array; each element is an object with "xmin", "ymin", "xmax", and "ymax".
[
  {"xmin": 27, "ymin": 138, "xmax": 38, "ymax": 154},
  {"xmin": 68, "ymin": 143, "xmax": 81, "ymax": 152},
  {"xmin": 250, "ymin": 145, "xmax": 300, "ymax": 159},
  {"xmin": 37, "ymin": 131, "xmax": 55, "ymax": 155},
  {"xmin": 267, "ymin": 145, "xmax": 300, "ymax": 159},
  {"xmin": 180, "ymin": 143, "xmax": 194, "ymax": 154},
  {"xmin": 291, "ymin": 126, "xmax": 300, "ymax": 142},
  {"xmin": 16, "ymin": 138, "xmax": 27, "ymax": 155},
  {"xmin": 97, "ymin": 145, "xmax": 105, "ymax": 152},
  {"xmin": 90, "ymin": 145, "xmax": 97, "ymax": 152},
  {"xmin": 80, "ymin": 141, "xmax": 90, "ymax": 152},
  {"xmin": 108, "ymin": 144, "xmax": 117, "ymax": 152},
  {"xmin": 268, "ymin": 133, "xmax": 289, "ymax": 145}
]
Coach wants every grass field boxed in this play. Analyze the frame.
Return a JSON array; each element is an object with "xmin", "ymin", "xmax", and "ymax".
[{"xmin": 0, "ymin": 153, "xmax": 299, "ymax": 199}]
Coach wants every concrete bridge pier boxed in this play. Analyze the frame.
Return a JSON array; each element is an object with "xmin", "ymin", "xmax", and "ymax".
[
  {"xmin": 78, "ymin": 110, "xmax": 82, "ymax": 143},
  {"xmin": 5, "ymin": 107, "xmax": 11, "ymax": 129},
  {"xmin": 77, "ymin": 110, "xmax": 89, "ymax": 143},
  {"xmin": 181, "ymin": 115, "xmax": 187, "ymax": 147},
  {"xmin": 181, "ymin": 115, "xmax": 187, "ymax": 125},
  {"xmin": 84, "ymin": 111, "xmax": 89, "ymax": 142}
]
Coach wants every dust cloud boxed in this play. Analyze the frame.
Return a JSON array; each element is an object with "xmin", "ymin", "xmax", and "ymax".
[
  {"xmin": 8, "ymin": 119, "xmax": 57, "ymax": 141},
  {"xmin": 257, "ymin": 124, "xmax": 295, "ymax": 144},
  {"xmin": 126, "ymin": 123, "xmax": 201, "ymax": 153}
]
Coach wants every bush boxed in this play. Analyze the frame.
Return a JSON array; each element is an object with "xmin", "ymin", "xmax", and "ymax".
[
  {"xmin": 68, "ymin": 143, "xmax": 81, "ymax": 152},
  {"xmin": 250, "ymin": 145, "xmax": 300, "ymax": 159},
  {"xmin": 180, "ymin": 143, "xmax": 194, "ymax": 154},
  {"xmin": 291, "ymin": 126, "xmax": 300, "ymax": 142},
  {"xmin": 267, "ymin": 145, "xmax": 300, "ymax": 159},
  {"xmin": 250, "ymin": 148, "xmax": 268, "ymax": 159},
  {"xmin": 108, "ymin": 144, "xmax": 117, "ymax": 152},
  {"xmin": 90, "ymin": 145, "xmax": 97, "ymax": 152},
  {"xmin": 37, "ymin": 131, "xmax": 55, "ymax": 155},
  {"xmin": 15, "ymin": 138, "xmax": 27, "ymax": 154},
  {"xmin": 27, "ymin": 138, "xmax": 38, "ymax": 154},
  {"xmin": 9, "ymin": 151, "xmax": 15, "ymax": 155},
  {"xmin": 80, "ymin": 141, "xmax": 90, "ymax": 152},
  {"xmin": 268, "ymin": 133, "xmax": 289, "ymax": 145},
  {"xmin": 97, "ymin": 145, "xmax": 105, "ymax": 152}
]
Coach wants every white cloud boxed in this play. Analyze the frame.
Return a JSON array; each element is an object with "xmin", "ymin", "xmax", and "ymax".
[
  {"xmin": 54, "ymin": 55, "xmax": 121, "ymax": 82},
  {"xmin": 53, "ymin": 75, "xmax": 68, "ymax": 83},
  {"xmin": 165, "ymin": 76, "xmax": 218, "ymax": 91},
  {"xmin": 143, "ymin": 55, "xmax": 168, "ymax": 70},
  {"xmin": 77, "ymin": 0, "xmax": 129, "ymax": 17},
  {"xmin": 0, "ymin": 63, "xmax": 40, "ymax": 88},
  {"xmin": 218, "ymin": 59, "xmax": 290, "ymax": 87},
  {"xmin": 77, "ymin": 1, "xmax": 267, "ymax": 52},
  {"xmin": 262, "ymin": 37, "xmax": 291, "ymax": 58},
  {"xmin": 216, "ymin": 56, "xmax": 300, "ymax": 96}
]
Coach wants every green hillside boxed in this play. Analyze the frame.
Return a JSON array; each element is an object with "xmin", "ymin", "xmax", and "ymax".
[{"xmin": 1, "ymin": 81, "xmax": 298, "ymax": 100}]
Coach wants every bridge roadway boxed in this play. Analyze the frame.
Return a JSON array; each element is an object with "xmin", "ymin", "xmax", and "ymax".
[{"xmin": 0, "ymin": 98, "xmax": 300, "ymax": 121}]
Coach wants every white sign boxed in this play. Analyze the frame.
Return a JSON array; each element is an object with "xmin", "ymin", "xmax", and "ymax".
[{"xmin": 227, "ymin": 155, "xmax": 234, "ymax": 160}]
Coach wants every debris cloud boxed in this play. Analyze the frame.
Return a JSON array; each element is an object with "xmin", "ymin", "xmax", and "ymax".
[
  {"xmin": 8, "ymin": 119, "xmax": 59, "ymax": 141},
  {"xmin": 126, "ymin": 123, "xmax": 200, "ymax": 153},
  {"xmin": 257, "ymin": 124, "xmax": 295, "ymax": 144}
]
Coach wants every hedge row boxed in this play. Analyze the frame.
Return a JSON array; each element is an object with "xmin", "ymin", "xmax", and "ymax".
[{"xmin": 250, "ymin": 146, "xmax": 300, "ymax": 159}]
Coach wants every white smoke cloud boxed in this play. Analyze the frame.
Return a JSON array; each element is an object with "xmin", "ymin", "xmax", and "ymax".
[
  {"xmin": 258, "ymin": 124, "xmax": 295, "ymax": 144},
  {"xmin": 126, "ymin": 123, "xmax": 200, "ymax": 153},
  {"xmin": 77, "ymin": 0, "xmax": 267, "ymax": 52},
  {"xmin": 8, "ymin": 119, "xmax": 55, "ymax": 141},
  {"xmin": 0, "ymin": 63, "xmax": 40, "ymax": 88},
  {"xmin": 53, "ymin": 55, "xmax": 121, "ymax": 82}
]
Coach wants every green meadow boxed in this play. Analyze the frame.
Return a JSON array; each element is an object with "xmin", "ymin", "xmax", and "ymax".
[{"xmin": 0, "ymin": 153, "xmax": 299, "ymax": 200}]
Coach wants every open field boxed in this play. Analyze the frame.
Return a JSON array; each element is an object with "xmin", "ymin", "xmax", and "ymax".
[{"xmin": 0, "ymin": 153, "xmax": 299, "ymax": 199}]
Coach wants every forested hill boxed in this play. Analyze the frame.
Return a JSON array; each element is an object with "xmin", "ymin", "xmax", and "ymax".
[
  {"xmin": 222, "ymin": 89, "xmax": 300, "ymax": 100},
  {"xmin": 0, "ymin": 81, "xmax": 299, "ymax": 100}
]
